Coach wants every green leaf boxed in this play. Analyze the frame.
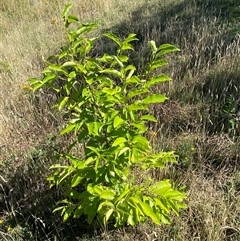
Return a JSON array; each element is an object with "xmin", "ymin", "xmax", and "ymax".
[
  {"xmin": 142, "ymin": 94, "xmax": 167, "ymax": 104},
  {"xmin": 117, "ymin": 147, "xmax": 129, "ymax": 157},
  {"xmin": 149, "ymin": 180, "xmax": 171, "ymax": 195},
  {"xmin": 112, "ymin": 137, "xmax": 127, "ymax": 147},
  {"xmin": 87, "ymin": 146, "xmax": 100, "ymax": 156},
  {"xmin": 76, "ymin": 23, "xmax": 98, "ymax": 36},
  {"xmin": 62, "ymin": 61, "xmax": 77, "ymax": 67},
  {"xmin": 42, "ymin": 73, "xmax": 56, "ymax": 84},
  {"xmin": 140, "ymin": 115, "xmax": 157, "ymax": 122},
  {"xmin": 63, "ymin": 205, "xmax": 75, "ymax": 221},
  {"xmin": 60, "ymin": 123, "xmax": 75, "ymax": 135},
  {"xmin": 67, "ymin": 14, "xmax": 79, "ymax": 25},
  {"xmin": 131, "ymin": 123, "xmax": 147, "ymax": 132},
  {"xmin": 73, "ymin": 205, "xmax": 83, "ymax": 218},
  {"xmin": 112, "ymin": 56, "xmax": 124, "ymax": 67},
  {"xmin": 53, "ymin": 205, "xmax": 66, "ymax": 213},
  {"xmin": 59, "ymin": 96, "xmax": 69, "ymax": 111},
  {"xmin": 71, "ymin": 175, "xmax": 84, "ymax": 187},
  {"xmin": 145, "ymin": 75, "xmax": 172, "ymax": 88},
  {"xmin": 127, "ymin": 88, "xmax": 149, "ymax": 99},
  {"xmin": 120, "ymin": 42, "xmax": 134, "ymax": 51},
  {"xmin": 87, "ymin": 122, "xmax": 94, "ymax": 135},
  {"xmin": 104, "ymin": 33, "xmax": 121, "ymax": 47},
  {"xmin": 49, "ymin": 64, "xmax": 66, "ymax": 73},
  {"xmin": 100, "ymin": 190, "xmax": 115, "ymax": 200},
  {"xmin": 149, "ymin": 59, "xmax": 168, "ymax": 71},
  {"xmin": 132, "ymin": 135, "xmax": 149, "ymax": 145},
  {"xmin": 149, "ymin": 40, "xmax": 157, "ymax": 53},
  {"xmin": 124, "ymin": 33, "xmax": 138, "ymax": 43},
  {"xmin": 125, "ymin": 65, "xmax": 136, "ymax": 79},
  {"xmin": 118, "ymin": 55, "xmax": 129, "ymax": 62},
  {"xmin": 113, "ymin": 116, "xmax": 125, "ymax": 129},
  {"xmin": 62, "ymin": 3, "xmax": 73, "ymax": 19},
  {"xmin": 156, "ymin": 43, "xmax": 180, "ymax": 57},
  {"xmin": 100, "ymin": 69, "xmax": 122, "ymax": 78},
  {"xmin": 128, "ymin": 103, "xmax": 148, "ymax": 111},
  {"xmin": 125, "ymin": 75, "xmax": 140, "ymax": 85},
  {"xmin": 65, "ymin": 189, "xmax": 81, "ymax": 199},
  {"xmin": 138, "ymin": 200, "xmax": 160, "ymax": 225},
  {"xmin": 28, "ymin": 77, "xmax": 40, "ymax": 85},
  {"xmin": 103, "ymin": 209, "xmax": 114, "ymax": 226},
  {"xmin": 154, "ymin": 197, "xmax": 170, "ymax": 213},
  {"xmin": 86, "ymin": 198, "xmax": 99, "ymax": 224},
  {"xmin": 98, "ymin": 201, "xmax": 115, "ymax": 211},
  {"xmin": 132, "ymin": 135, "xmax": 150, "ymax": 152}
]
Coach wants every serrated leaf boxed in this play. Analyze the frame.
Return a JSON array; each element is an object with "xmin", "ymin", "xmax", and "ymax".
[{"xmin": 142, "ymin": 94, "xmax": 167, "ymax": 104}]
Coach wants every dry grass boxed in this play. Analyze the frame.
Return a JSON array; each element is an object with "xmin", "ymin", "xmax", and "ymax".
[{"xmin": 1, "ymin": 0, "xmax": 240, "ymax": 240}]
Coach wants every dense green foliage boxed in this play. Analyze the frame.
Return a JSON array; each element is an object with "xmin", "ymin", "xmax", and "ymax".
[{"xmin": 28, "ymin": 3, "xmax": 186, "ymax": 227}]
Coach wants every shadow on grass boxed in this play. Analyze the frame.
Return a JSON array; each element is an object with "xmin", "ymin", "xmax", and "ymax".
[
  {"xmin": 1, "ymin": 1, "xmax": 240, "ymax": 240},
  {"xmin": 97, "ymin": 0, "xmax": 240, "ymax": 135},
  {"xmin": 0, "ymin": 142, "xmax": 99, "ymax": 241}
]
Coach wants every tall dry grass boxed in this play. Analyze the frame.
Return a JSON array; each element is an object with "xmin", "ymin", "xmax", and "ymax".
[{"xmin": 0, "ymin": 0, "xmax": 240, "ymax": 240}]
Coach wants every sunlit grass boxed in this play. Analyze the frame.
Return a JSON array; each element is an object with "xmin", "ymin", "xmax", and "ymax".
[{"xmin": 0, "ymin": 0, "xmax": 240, "ymax": 240}]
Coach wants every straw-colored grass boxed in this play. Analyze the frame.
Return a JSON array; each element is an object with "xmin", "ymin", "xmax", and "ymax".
[{"xmin": 0, "ymin": 0, "xmax": 240, "ymax": 240}]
